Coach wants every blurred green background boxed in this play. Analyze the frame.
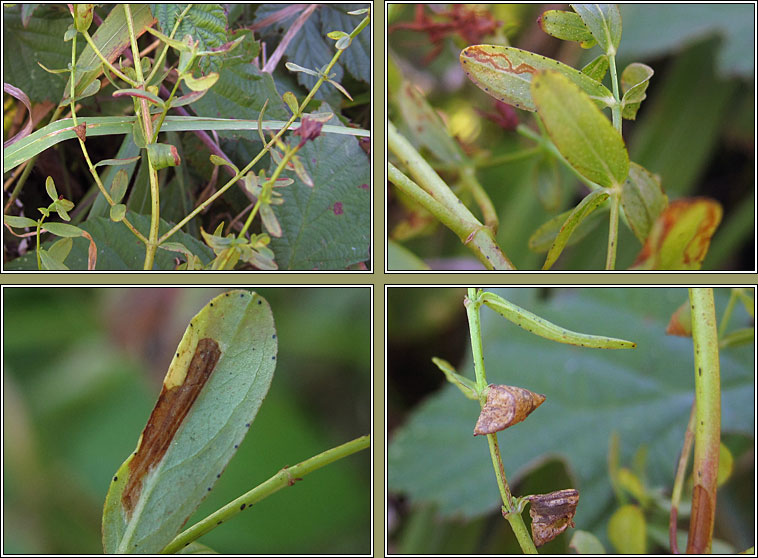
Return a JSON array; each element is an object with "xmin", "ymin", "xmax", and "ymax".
[
  {"xmin": 3, "ymin": 287, "xmax": 370, "ymax": 554},
  {"xmin": 387, "ymin": 287, "xmax": 754, "ymax": 554},
  {"xmin": 387, "ymin": 4, "xmax": 754, "ymax": 270}
]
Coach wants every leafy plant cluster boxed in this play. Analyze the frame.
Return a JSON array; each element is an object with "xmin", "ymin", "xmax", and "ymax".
[
  {"xmin": 3, "ymin": 4, "xmax": 371, "ymax": 270},
  {"xmin": 387, "ymin": 287, "xmax": 754, "ymax": 554},
  {"xmin": 387, "ymin": 4, "xmax": 753, "ymax": 270}
]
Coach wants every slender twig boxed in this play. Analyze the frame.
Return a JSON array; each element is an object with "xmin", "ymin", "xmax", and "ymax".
[
  {"xmin": 669, "ymin": 401, "xmax": 696, "ymax": 553},
  {"xmin": 464, "ymin": 289, "xmax": 538, "ymax": 554},
  {"xmin": 262, "ymin": 4, "xmax": 318, "ymax": 74},
  {"xmin": 159, "ymin": 435, "xmax": 370, "ymax": 554}
]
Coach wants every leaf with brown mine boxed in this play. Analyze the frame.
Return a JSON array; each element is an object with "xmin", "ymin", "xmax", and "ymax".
[{"xmin": 121, "ymin": 337, "xmax": 221, "ymax": 517}]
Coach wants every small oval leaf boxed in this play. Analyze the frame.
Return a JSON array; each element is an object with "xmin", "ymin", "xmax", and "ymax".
[
  {"xmin": 538, "ymin": 10, "xmax": 595, "ymax": 47},
  {"xmin": 621, "ymin": 161, "xmax": 668, "ymax": 243},
  {"xmin": 531, "ymin": 70, "xmax": 629, "ymax": 188},
  {"xmin": 102, "ymin": 290, "xmax": 278, "ymax": 554},
  {"xmin": 571, "ymin": 4, "xmax": 622, "ymax": 56}
]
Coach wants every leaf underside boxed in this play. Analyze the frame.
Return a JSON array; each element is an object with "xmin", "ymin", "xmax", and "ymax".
[{"xmin": 102, "ymin": 290, "xmax": 278, "ymax": 553}]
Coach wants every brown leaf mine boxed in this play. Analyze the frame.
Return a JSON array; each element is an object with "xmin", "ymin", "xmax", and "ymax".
[
  {"xmin": 527, "ymin": 488, "xmax": 579, "ymax": 546},
  {"xmin": 121, "ymin": 337, "xmax": 221, "ymax": 517},
  {"xmin": 473, "ymin": 384, "xmax": 545, "ymax": 435}
]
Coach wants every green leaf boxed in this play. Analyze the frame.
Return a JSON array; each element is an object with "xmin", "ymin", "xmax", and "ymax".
[
  {"xmin": 387, "ymin": 288, "xmax": 753, "ymax": 524},
  {"xmin": 102, "ymin": 290, "xmax": 278, "ymax": 553},
  {"xmin": 630, "ymin": 198, "xmax": 722, "ymax": 270},
  {"xmin": 94, "ymin": 156, "xmax": 141, "ymax": 169},
  {"xmin": 182, "ymin": 72, "xmax": 219, "ymax": 92},
  {"xmin": 151, "ymin": 4, "xmax": 228, "ymax": 73},
  {"xmin": 110, "ymin": 204, "xmax": 127, "ymax": 222},
  {"xmin": 621, "ymin": 162, "xmax": 668, "ymax": 243},
  {"xmin": 538, "ymin": 10, "xmax": 596, "ymax": 48},
  {"xmin": 90, "ymin": 136, "xmax": 141, "ymax": 219},
  {"xmin": 432, "ymin": 357, "xmax": 478, "ymax": 400},
  {"xmin": 42, "ymin": 222, "xmax": 84, "ymax": 238},
  {"xmin": 209, "ymin": 154, "xmax": 238, "ymax": 175},
  {"xmin": 531, "ymin": 70, "xmax": 629, "ymax": 188},
  {"xmin": 147, "ymin": 143, "xmax": 182, "ymax": 170},
  {"xmin": 112, "ymin": 88, "xmax": 165, "ymax": 107},
  {"xmin": 47, "ymin": 236, "xmax": 73, "ymax": 263},
  {"xmin": 620, "ymin": 63, "xmax": 654, "ymax": 120},
  {"xmin": 5, "ymin": 214, "xmax": 214, "ymax": 271},
  {"xmin": 571, "ymin": 4, "xmax": 622, "ymax": 56},
  {"xmin": 581, "ymin": 55, "xmax": 609, "ymax": 82},
  {"xmin": 109, "ymin": 169, "xmax": 130, "ymax": 204},
  {"xmin": 460, "ymin": 45, "xmax": 614, "ymax": 112},
  {"xmin": 4, "ymin": 215, "xmax": 39, "ymax": 229},
  {"xmin": 528, "ymin": 206, "xmax": 608, "ymax": 254},
  {"xmin": 270, "ymin": 108, "xmax": 369, "ymax": 270},
  {"xmin": 541, "ymin": 189, "xmax": 610, "ymax": 269},
  {"xmin": 282, "ymin": 91, "xmax": 299, "ymax": 115},
  {"xmin": 608, "ymin": 505, "xmax": 646, "ymax": 553},
  {"xmin": 39, "ymin": 247, "xmax": 69, "ymax": 270},
  {"xmin": 45, "ymin": 175, "xmax": 58, "ymax": 201}
]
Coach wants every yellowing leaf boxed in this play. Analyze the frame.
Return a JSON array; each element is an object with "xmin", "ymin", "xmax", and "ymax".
[
  {"xmin": 631, "ymin": 198, "xmax": 723, "ymax": 270},
  {"xmin": 621, "ymin": 161, "xmax": 668, "ymax": 243},
  {"xmin": 531, "ymin": 70, "xmax": 629, "ymax": 188},
  {"xmin": 102, "ymin": 290, "xmax": 278, "ymax": 553},
  {"xmin": 608, "ymin": 504, "xmax": 646, "ymax": 553},
  {"xmin": 460, "ymin": 45, "xmax": 614, "ymax": 112}
]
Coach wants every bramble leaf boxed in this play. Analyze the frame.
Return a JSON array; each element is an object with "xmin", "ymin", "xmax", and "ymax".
[{"xmin": 102, "ymin": 290, "xmax": 277, "ymax": 553}]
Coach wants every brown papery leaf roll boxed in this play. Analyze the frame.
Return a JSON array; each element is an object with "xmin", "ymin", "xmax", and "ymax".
[
  {"xmin": 527, "ymin": 489, "xmax": 579, "ymax": 547},
  {"xmin": 473, "ymin": 384, "xmax": 545, "ymax": 435}
]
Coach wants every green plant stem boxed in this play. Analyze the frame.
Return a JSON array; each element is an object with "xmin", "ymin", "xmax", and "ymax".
[
  {"xmin": 465, "ymin": 289, "xmax": 538, "ymax": 554},
  {"xmin": 459, "ymin": 165, "xmax": 499, "ymax": 233},
  {"xmin": 686, "ymin": 288, "xmax": 721, "ymax": 554},
  {"xmin": 718, "ymin": 288, "xmax": 739, "ymax": 338},
  {"xmin": 608, "ymin": 54, "xmax": 622, "ymax": 133},
  {"xmin": 145, "ymin": 5, "xmax": 192, "ymax": 85},
  {"xmin": 158, "ymin": 13, "xmax": 370, "ymax": 246},
  {"xmin": 159, "ymin": 434, "xmax": 370, "ymax": 554},
  {"xmin": 605, "ymin": 187, "xmax": 620, "ymax": 270},
  {"xmin": 69, "ymin": 30, "xmax": 147, "ymax": 244},
  {"xmin": 388, "ymin": 124, "xmax": 514, "ymax": 270}
]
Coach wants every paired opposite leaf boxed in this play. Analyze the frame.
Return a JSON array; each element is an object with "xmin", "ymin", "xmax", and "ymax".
[
  {"xmin": 102, "ymin": 291, "xmax": 278, "ymax": 553},
  {"xmin": 531, "ymin": 70, "xmax": 629, "ymax": 188},
  {"xmin": 460, "ymin": 45, "xmax": 614, "ymax": 112}
]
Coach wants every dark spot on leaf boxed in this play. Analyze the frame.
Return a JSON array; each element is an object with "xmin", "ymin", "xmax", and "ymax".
[
  {"xmin": 207, "ymin": 487, "xmax": 211, "ymax": 491},
  {"xmin": 360, "ymin": 183, "xmax": 369, "ymax": 190},
  {"xmin": 240, "ymin": 503, "xmax": 246, "ymax": 510},
  {"xmin": 234, "ymin": 444, "xmax": 239, "ymax": 449},
  {"xmin": 113, "ymin": 476, "xmax": 118, "ymax": 482},
  {"xmin": 272, "ymin": 334, "xmax": 276, "ymax": 339},
  {"xmin": 333, "ymin": 201, "xmax": 344, "ymax": 215},
  {"xmin": 245, "ymin": 422, "xmax": 251, "ymax": 428},
  {"xmin": 217, "ymin": 521, "xmax": 222, "ymax": 525},
  {"xmin": 258, "ymin": 300, "xmax": 262, "ymax": 305}
]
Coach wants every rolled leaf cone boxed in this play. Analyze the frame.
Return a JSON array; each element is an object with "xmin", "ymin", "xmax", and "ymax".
[
  {"xmin": 527, "ymin": 488, "xmax": 579, "ymax": 546},
  {"xmin": 473, "ymin": 384, "xmax": 546, "ymax": 435}
]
